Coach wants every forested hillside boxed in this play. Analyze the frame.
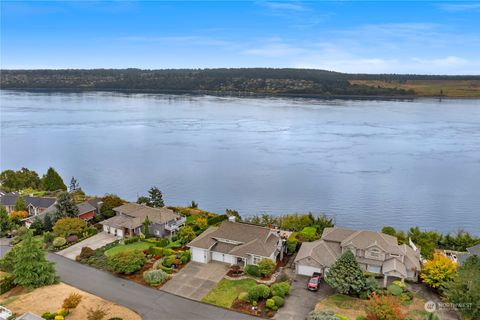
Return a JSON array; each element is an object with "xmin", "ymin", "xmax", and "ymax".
[{"xmin": 1, "ymin": 68, "xmax": 479, "ymax": 97}]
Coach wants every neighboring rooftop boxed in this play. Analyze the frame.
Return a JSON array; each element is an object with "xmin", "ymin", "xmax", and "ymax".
[
  {"xmin": 188, "ymin": 220, "xmax": 281, "ymax": 258},
  {"xmin": 101, "ymin": 203, "xmax": 179, "ymax": 228}
]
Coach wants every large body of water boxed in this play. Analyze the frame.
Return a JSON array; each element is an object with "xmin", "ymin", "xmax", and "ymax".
[{"xmin": 1, "ymin": 90, "xmax": 479, "ymax": 234}]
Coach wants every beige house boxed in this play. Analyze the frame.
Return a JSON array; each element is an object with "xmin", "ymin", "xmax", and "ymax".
[
  {"xmin": 100, "ymin": 203, "xmax": 185, "ymax": 238},
  {"xmin": 294, "ymin": 227, "xmax": 421, "ymax": 286},
  {"xmin": 188, "ymin": 218, "xmax": 286, "ymax": 266}
]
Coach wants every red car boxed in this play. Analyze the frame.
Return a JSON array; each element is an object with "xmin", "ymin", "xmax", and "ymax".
[{"xmin": 307, "ymin": 272, "xmax": 322, "ymax": 291}]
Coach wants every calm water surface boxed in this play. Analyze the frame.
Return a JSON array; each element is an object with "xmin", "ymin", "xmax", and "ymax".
[{"xmin": 1, "ymin": 90, "xmax": 479, "ymax": 234}]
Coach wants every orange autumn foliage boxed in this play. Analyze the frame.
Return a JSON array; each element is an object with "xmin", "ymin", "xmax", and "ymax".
[
  {"xmin": 10, "ymin": 211, "xmax": 29, "ymax": 219},
  {"xmin": 365, "ymin": 292, "xmax": 405, "ymax": 320}
]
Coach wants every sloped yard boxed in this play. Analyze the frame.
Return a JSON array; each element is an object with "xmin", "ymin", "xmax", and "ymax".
[{"xmin": 104, "ymin": 241, "xmax": 151, "ymax": 257}]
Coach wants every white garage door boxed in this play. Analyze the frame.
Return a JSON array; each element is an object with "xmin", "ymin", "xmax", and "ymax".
[
  {"xmin": 191, "ymin": 247, "xmax": 208, "ymax": 263},
  {"xmin": 212, "ymin": 252, "xmax": 225, "ymax": 262},
  {"xmin": 296, "ymin": 264, "xmax": 322, "ymax": 276}
]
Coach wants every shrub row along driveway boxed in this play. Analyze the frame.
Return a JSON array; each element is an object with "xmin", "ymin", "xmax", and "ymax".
[
  {"xmin": 48, "ymin": 253, "xmax": 256, "ymax": 320},
  {"xmin": 56, "ymin": 232, "xmax": 119, "ymax": 260},
  {"xmin": 161, "ymin": 261, "xmax": 229, "ymax": 300}
]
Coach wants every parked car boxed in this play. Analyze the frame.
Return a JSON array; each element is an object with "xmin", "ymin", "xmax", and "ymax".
[{"xmin": 307, "ymin": 272, "xmax": 322, "ymax": 291}]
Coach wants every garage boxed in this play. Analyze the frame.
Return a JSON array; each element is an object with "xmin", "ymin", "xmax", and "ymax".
[
  {"xmin": 211, "ymin": 252, "xmax": 235, "ymax": 264},
  {"xmin": 191, "ymin": 247, "xmax": 209, "ymax": 263},
  {"xmin": 296, "ymin": 263, "xmax": 322, "ymax": 276}
]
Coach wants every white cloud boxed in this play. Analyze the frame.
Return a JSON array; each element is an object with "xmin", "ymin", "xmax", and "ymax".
[
  {"xmin": 259, "ymin": 1, "xmax": 305, "ymax": 12},
  {"xmin": 119, "ymin": 36, "xmax": 232, "ymax": 47},
  {"xmin": 439, "ymin": 3, "xmax": 480, "ymax": 11}
]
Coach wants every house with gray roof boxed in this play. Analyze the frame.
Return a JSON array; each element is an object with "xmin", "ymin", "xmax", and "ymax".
[
  {"xmin": 294, "ymin": 227, "xmax": 421, "ymax": 286},
  {"xmin": 100, "ymin": 203, "xmax": 185, "ymax": 238},
  {"xmin": 456, "ymin": 244, "xmax": 480, "ymax": 266},
  {"xmin": 0, "ymin": 192, "xmax": 56, "ymax": 216},
  {"xmin": 188, "ymin": 218, "xmax": 285, "ymax": 266},
  {"xmin": 16, "ymin": 312, "xmax": 44, "ymax": 320}
]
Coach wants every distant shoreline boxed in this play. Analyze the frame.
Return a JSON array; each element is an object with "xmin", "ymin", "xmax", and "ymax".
[{"xmin": 2, "ymin": 87, "xmax": 469, "ymax": 101}]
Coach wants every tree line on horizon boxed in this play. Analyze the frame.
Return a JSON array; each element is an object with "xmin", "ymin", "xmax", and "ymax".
[{"xmin": 1, "ymin": 68, "xmax": 451, "ymax": 96}]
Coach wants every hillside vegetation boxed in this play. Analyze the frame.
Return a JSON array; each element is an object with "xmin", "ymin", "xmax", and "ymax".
[{"xmin": 1, "ymin": 68, "xmax": 479, "ymax": 97}]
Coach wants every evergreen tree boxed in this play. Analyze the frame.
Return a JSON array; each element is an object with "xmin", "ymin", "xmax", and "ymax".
[
  {"xmin": 143, "ymin": 216, "xmax": 151, "ymax": 237},
  {"xmin": 325, "ymin": 250, "xmax": 366, "ymax": 296},
  {"xmin": 55, "ymin": 191, "xmax": 79, "ymax": 218},
  {"xmin": 12, "ymin": 231, "xmax": 57, "ymax": 289},
  {"xmin": 14, "ymin": 196, "xmax": 27, "ymax": 211},
  {"xmin": 443, "ymin": 255, "xmax": 480, "ymax": 319},
  {"xmin": 147, "ymin": 187, "xmax": 164, "ymax": 207},
  {"xmin": 41, "ymin": 167, "xmax": 67, "ymax": 191},
  {"xmin": 69, "ymin": 176, "xmax": 80, "ymax": 192},
  {"xmin": 136, "ymin": 196, "xmax": 150, "ymax": 206},
  {"xmin": 30, "ymin": 218, "xmax": 45, "ymax": 236},
  {"xmin": 43, "ymin": 213, "xmax": 54, "ymax": 231},
  {"xmin": 0, "ymin": 205, "xmax": 11, "ymax": 235}
]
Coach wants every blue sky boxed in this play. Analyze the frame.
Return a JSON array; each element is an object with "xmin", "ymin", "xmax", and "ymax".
[{"xmin": 1, "ymin": 1, "xmax": 480, "ymax": 74}]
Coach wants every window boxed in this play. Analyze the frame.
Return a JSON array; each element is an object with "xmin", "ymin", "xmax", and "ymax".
[
  {"xmin": 370, "ymin": 248, "xmax": 380, "ymax": 257},
  {"xmin": 252, "ymin": 256, "xmax": 262, "ymax": 265}
]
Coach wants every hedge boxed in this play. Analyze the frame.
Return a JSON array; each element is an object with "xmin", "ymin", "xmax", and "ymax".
[
  {"xmin": 0, "ymin": 274, "xmax": 15, "ymax": 294},
  {"xmin": 207, "ymin": 215, "xmax": 228, "ymax": 226},
  {"xmin": 245, "ymin": 264, "xmax": 261, "ymax": 277}
]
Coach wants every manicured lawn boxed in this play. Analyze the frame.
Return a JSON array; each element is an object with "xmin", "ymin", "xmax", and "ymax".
[
  {"xmin": 104, "ymin": 241, "xmax": 151, "ymax": 257},
  {"xmin": 202, "ymin": 278, "xmax": 257, "ymax": 308}
]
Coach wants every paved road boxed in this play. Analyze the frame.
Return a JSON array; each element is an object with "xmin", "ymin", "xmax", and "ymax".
[{"xmin": 48, "ymin": 253, "xmax": 257, "ymax": 320}]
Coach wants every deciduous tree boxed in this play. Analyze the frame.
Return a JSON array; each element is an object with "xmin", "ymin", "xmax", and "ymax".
[
  {"xmin": 178, "ymin": 226, "xmax": 196, "ymax": 244},
  {"xmin": 14, "ymin": 196, "xmax": 27, "ymax": 211},
  {"xmin": 0, "ymin": 205, "xmax": 12, "ymax": 235},
  {"xmin": 100, "ymin": 194, "xmax": 124, "ymax": 219},
  {"xmin": 421, "ymin": 252, "xmax": 457, "ymax": 290},
  {"xmin": 53, "ymin": 217, "xmax": 86, "ymax": 237}
]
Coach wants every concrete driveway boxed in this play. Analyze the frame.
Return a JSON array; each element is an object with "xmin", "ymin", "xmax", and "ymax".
[
  {"xmin": 161, "ymin": 261, "xmax": 229, "ymax": 301},
  {"xmin": 275, "ymin": 273, "xmax": 334, "ymax": 320},
  {"xmin": 57, "ymin": 232, "xmax": 118, "ymax": 260}
]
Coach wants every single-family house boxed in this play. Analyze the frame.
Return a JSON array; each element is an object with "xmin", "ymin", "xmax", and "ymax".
[
  {"xmin": 100, "ymin": 203, "xmax": 185, "ymax": 238},
  {"xmin": 294, "ymin": 227, "xmax": 421, "ymax": 286},
  {"xmin": 0, "ymin": 192, "xmax": 56, "ymax": 216},
  {"xmin": 188, "ymin": 218, "xmax": 286, "ymax": 266},
  {"xmin": 456, "ymin": 244, "xmax": 480, "ymax": 266}
]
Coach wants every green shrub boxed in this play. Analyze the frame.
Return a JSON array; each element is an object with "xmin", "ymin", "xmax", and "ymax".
[
  {"xmin": 156, "ymin": 238, "xmax": 170, "ymax": 247},
  {"xmin": 247, "ymin": 284, "xmax": 270, "ymax": 302},
  {"xmin": 306, "ymin": 310, "xmax": 340, "ymax": 320},
  {"xmin": 150, "ymin": 246, "xmax": 163, "ymax": 257},
  {"xmin": 336, "ymin": 315, "xmax": 349, "ymax": 320},
  {"xmin": 0, "ymin": 274, "xmax": 15, "ymax": 294},
  {"xmin": 266, "ymin": 298, "xmax": 277, "ymax": 310},
  {"xmin": 258, "ymin": 258, "xmax": 276, "ymax": 277},
  {"xmin": 392, "ymin": 280, "xmax": 406, "ymax": 289},
  {"xmin": 143, "ymin": 269, "xmax": 170, "ymax": 286},
  {"xmin": 162, "ymin": 255, "xmax": 177, "ymax": 268},
  {"xmin": 244, "ymin": 264, "xmax": 261, "ymax": 277},
  {"xmin": 286, "ymin": 233, "xmax": 298, "ymax": 254},
  {"xmin": 42, "ymin": 312, "xmax": 57, "ymax": 320},
  {"xmin": 53, "ymin": 237, "xmax": 67, "ymax": 248},
  {"xmin": 207, "ymin": 214, "xmax": 228, "ymax": 225},
  {"xmin": 107, "ymin": 250, "xmax": 146, "ymax": 274},
  {"xmin": 271, "ymin": 282, "xmax": 290, "ymax": 297},
  {"xmin": 124, "ymin": 236, "xmax": 140, "ymax": 244},
  {"xmin": 57, "ymin": 309, "xmax": 69, "ymax": 317},
  {"xmin": 166, "ymin": 240, "xmax": 182, "ymax": 249},
  {"xmin": 298, "ymin": 226, "xmax": 319, "ymax": 241},
  {"xmin": 157, "ymin": 264, "xmax": 173, "ymax": 274},
  {"xmin": 238, "ymin": 291, "xmax": 249, "ymax": 302},
  {"xmin": 43, "ymin": 231, "xmax": 55, "ymax": 244},
  {"xmin": 163, "ymin": 248, "xmax": 174, "ymax": 256},
  {"xmin": 387, "ymin": 284, "xmax": 403, "ymax": 296},
  {"xmin": 271, "ymin": 295, "xmax": 285, "ymax": 307},
  {"xmin": 356, "ymin": 317, "xmax": 367, "ymax": 320},
  {"xmin": 178, "ymin": 250, "xmax": 190, "ymax": 264}
]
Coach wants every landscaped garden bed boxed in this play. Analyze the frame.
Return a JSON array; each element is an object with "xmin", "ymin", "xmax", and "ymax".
[
  {"xmin": 202, "ymin": 276, "xmax": 292, "ymax": 318},
  {"xmin": 76, "ymin": 236, "xmax": 191, "ymax": 289}
]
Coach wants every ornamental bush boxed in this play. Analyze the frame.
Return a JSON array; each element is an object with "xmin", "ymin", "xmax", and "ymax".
[
  {"xmin": 247, "ymin": 284, "xmax": 270, "ymax": 302},
  {"xmin": 271, "ymin": 295, "xmax": 285, "ymax": 307},
  {"xmin": 53, "ymin": 217, "xmax": 86, "ymax": 237},
  {"xmin": 387, "ymin": 284, "xmax": 403, "ymax": 296},
  {"xmin": 156, "ymin": 238, "xmax": 170, "ymax": 247},
  {"xmin": 365, "ymin": 292, "xmax": 405, "ymax": 320},
  {"xmin": 53, "ymin": 237, "xmax": 67, "ymax": 248},
  {"xmin": 62, "ymin": 292, "xmax": 83, "ymax": 309},
  {"xmin": 77, "ymin": 247, "xmax": 95, "ymax": 261},
  {"xmin": 266, "ymin": 298, "xmax": 277, "ymax": 310},
  {"xmin": 258, "ymin": 258, "xmax": 276, "ymax": 277},
  {"xmin": 271, "ymin": 282, "xmax": 290, "ymax": 298},
  {"xmin": 66, "ymin": 235, "xmax": 79, "ymax": 243},
  {"xmin": 143, "ymin": 269, "xmax": 170, "ymax": 286},
  {"xmin": 298, "ymin": 226, "xmax": 319, "ymax": 241},
  {"xmin": 107, "ymin": 250, "xmax": 146, "ymax": 274},
  {"xmin": 245, "ymin": 264, "xmax": 261, "ymax": 277},
  {"xmin": 124, "ymin": 236, "xmax": 140, "ymax": 244},
  {"xmin": 306, "ymin": 310, "xmax": 340, "ymax": 320},
  {"xmin": 162, "ymin": 255, "xmax": 177, "ymax": 268}
]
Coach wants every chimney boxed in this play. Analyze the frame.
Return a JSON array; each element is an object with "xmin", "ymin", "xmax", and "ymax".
[{"xmin": 228, "ymin": 215, "xmax": 236, "ymax": 222}]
